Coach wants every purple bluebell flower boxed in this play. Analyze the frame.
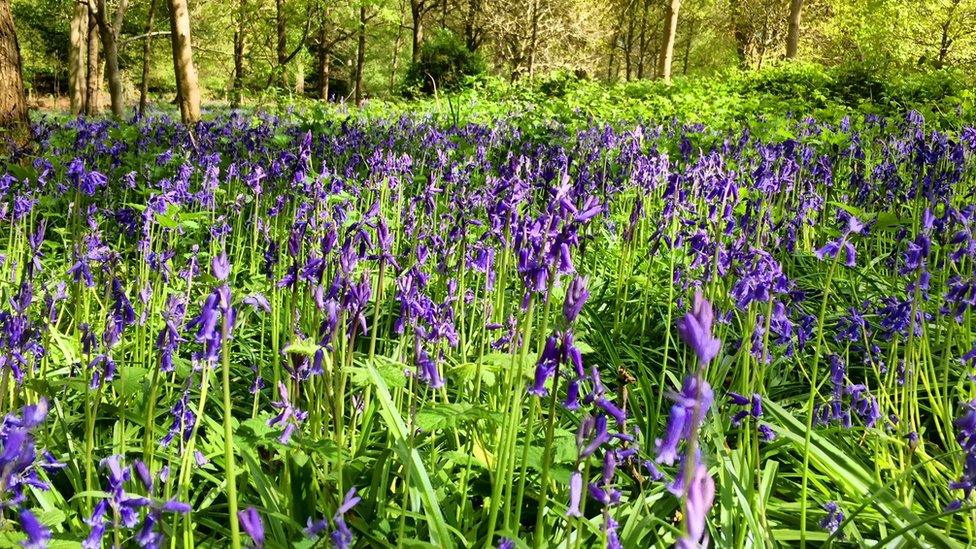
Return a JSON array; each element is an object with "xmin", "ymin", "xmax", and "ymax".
[
  {"xmin": 655, "ymin": 377, "xmax": 713, "ymax": 465},
  {"xmin": 268, "ymin": 382, "xmax": 308, "ymax": 444},
  {"xmin": 677, "ymin": 292, "xmax": 720, "ymax": 365},
  {"xmin": 331, "ymin": 487, "xmax": 361, "ymax": 549},
  {"xmin": 528, "ymin": 334, "xmax": 560, "ymax": 397},
  {"xmin": 0, "ymin": 399, "xmax": 56, "ymax": 507},
  {"xmin": 238, "ymin": 507, "xmax": 265, "ymax": 549},
  {"xmin": 814, "ymin": 211, "xmax": 865, "ymax": 267},
  {"xmin": 303, "ymin": 517, "xmax": 328, "ymax": 538},
  {"xmin": 676, "ymin": 463, "xmax": 714, "ymax": 549},
  {"xmin": 83, "ymin": 500, "xmax": 108, "ymax": 549},
  {"xmin": 566, "ymin": 470, "xmax": 583, "ymax": 517},
  {"xmin": 563, "ymin": 276, "xmax": 589, "ymax": 323},
  {"xmin": 243, "ymin": 293, "xmax": 271, "ymax": 313},
  {"xmin": 18, "ymin": 509, "xmax": 50, "ymax": 549},
  {"xmin": 819, "ymin": 501, "xmax": 843, "ymax": 534}
]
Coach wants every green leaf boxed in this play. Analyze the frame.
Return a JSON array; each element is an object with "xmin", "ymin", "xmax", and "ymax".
[
  {"xmin": 113, "ymin": 366, "xmax": 148, "ymax": 399},
  {"xmin": 350, "ymin": 356, "xmax": 407, "ymax": 389},
  {"xmin": 764, "ymin": 400, "xmax": 961, "ymax": 548},
  {"xmin": 365, "ymin": 361, "xmax": 455, "ymax": 548}
]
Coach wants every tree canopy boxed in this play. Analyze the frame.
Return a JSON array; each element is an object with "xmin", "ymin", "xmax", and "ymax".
[{"xmin": 8, "ymin": 0, "xmax": 976, "ymax": 109}]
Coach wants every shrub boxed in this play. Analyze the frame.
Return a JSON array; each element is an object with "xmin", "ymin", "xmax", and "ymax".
[{"xmin": 404, "ymin": 30, "xmax": 485, "ymax": 96}]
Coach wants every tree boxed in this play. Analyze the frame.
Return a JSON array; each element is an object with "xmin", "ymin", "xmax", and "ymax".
[
  {"xmin": 167, "ymin": 0, "xmax": 201, "ymax": 123},
  {"xmin": 84, "ymin": 6, "xmax": 101, "ymax": 115},
  {"xmin": 137, "ymin": 0, "xmax": 160, "ymax": 115},
  {"xmin": 317, "ymin": 4, "xmax": 354, "ymax": 101},
  {"xmin": 0, "ymin": 0, "xmax": 27, "ymax": 135},
  {"xmin": 525, "ymin": 0, "xmax": 539, "ymax": 78},
  {"xmin": 353, "ymin": 3, "xmax": 366, "ymax": 104},
  {"xmin": 786, "ymin": 0, "xmax": 802, "ymax": 58},
  {"xmin": 658, "ymin": 0, "xmax": 680, "ymax": 81},
  {"xmin": 410, "ymin": 0, "xmax": 436, "ymax": 63},
  {"xmin": 232, "ymin": 0, "xmax": 248, "ymax": 106},
  {"xmin": 276, "ymin": 0, "xmax": 287, "ymax": 84},
  {"xmin": 461, "ymin": 0, "xmax": 484, "ymax": 52},
  {"xmin": 69, "ymin": 2, "xmax": 88, "ymax": 115},
  {"xmin": 91, "ymin": 0, "xmax": 129, "ymax": 117},
  {"xmin": 271, "ymin": 0, "xmax": 314, "ymax": 90}
]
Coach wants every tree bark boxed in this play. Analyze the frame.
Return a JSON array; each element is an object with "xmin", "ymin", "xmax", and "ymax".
[
  {"xmin": 785, "ymin": 0, "xmax": 802, "ymax": 59},
  {"xmin": 319, "ymin": 43, "xmax": 330, "ymax": 100},
  {"xmin": 526, "ymin": 0, "xmax": 538, "ymax": 79},
  {"xmin": 682, "ymin": 18, "xmax": 694, "ymax": 74},
  {"xmin": 167, "ymin": 0, "xmax": 201, "ymax": 123},
  {"xmin": 658, "ymin": 0, "xmax": 679, "ymax": 82},
  {"xmin": 69, "ymin": 2, "xmax": 88, "ymax": 115},
  {"xmin": 92, "ymin": 0, "xmax": 129, "ymax": 118},
  {"xmin": 410, "ymin": 0, "xmax": 424, "ymax": 64},
  {"xmin": 276, "ymin": 0, "xmax": 286, "ymax": 86},
  {"xmin": 935, "ymin": 0, "xmax": 961, "ymax": 68},
  {"xmin": 624, "ymin": 6, "xmax": 635, "ymax": 81},
  {"xmin": 231, "ymin": 0, "xmax": 245, "ymax": 106},
  {"xmin": 138, "ymin": 0, "xmax": 159, "ymax": 115},
  {"xmin": 636, "ymin": 0, "xmax": 648, "ymax": 79},
  {"xmin": 390, "ymin": 0, "xmax": 405, "ymax": 93},
  {"xmin": 606, "ymin": 25, "xmax": 618, "ymax": 81},
  {"xmin": 730, "ymin": 0, "xmax": 749, "ymax": 68},
  {"xmin": 295, "ymin": 58, "xmax": 304, "ymax": 95},
  {"xmin": 0, "ymin": 0, "xmax": 27, "ymax": 135},
  {"xmin": 354, "ymin": 4, "xmax": 366, "ymax": 105},
  {"xmin": 463, "ymin": 0, "xmax": 482, "ymax": 51},
  {"xmin": 85, "ymin": 7, "xmax": 101, "ymax": 115}
]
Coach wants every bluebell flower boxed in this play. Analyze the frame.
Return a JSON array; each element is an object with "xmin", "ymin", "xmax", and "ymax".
[
  {"xmin": 18, "ymin": 508, "xmax": 50, "ymax": 549},
  {"xmin": 238, "ymin": 507, "xmax": 265, "ymax": 549},
  {"xmin": 820, "ymin": 501, "xmax": 844, "ymax": 534},
  {"xmin": 677, "ymin": 292, "xmax": 720, "ymax": 365}
]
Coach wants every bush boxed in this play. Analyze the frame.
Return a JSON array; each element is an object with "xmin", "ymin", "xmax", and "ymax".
[
  {"xmin": 537, "ymin": 68, "xmax": 589, "ymax": 98},
  {"xmin": 404, "ymin": 30, "xmax": 485, "ymax": 96},
  {"xmin": 742, "ymin": 62, "xmax": 834, "ymax": 110},
  {"xmin": 829, "ymin": 63, "xmax": 886, "ymax": 104}
]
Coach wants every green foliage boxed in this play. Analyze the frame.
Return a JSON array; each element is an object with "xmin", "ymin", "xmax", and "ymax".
[
  {"xmin": 403, "ymin": 30, "xmax": 484, "ymax": 96},
  {"xmin": 342, "ymin": 61, "xmax": 975, "ymax": 133},
  {"xmin": 536, "ymin": 68, "xmax": 589, "ymax": 98},
  {"xmin": 12, "ymin": 0, "xmax": 70, "ymax": 92}
]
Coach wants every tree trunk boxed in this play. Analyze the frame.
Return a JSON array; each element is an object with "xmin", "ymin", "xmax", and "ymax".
[
  {"xmin": 0, "ymin": 0, "xmax": 27, "ymax": 135},
  {"xmin": 785, "ymin": 0, "xmax": 802, "ymax": 59},
  {"xmin": 624, "ymin": 8, "xmax": 635, "ymax": 81},
  {"xmin": 606, "ymin": 25, "xmax": 618, "ymax": 81},
  {"xmin": 92, "ymin": 0, "xmax": 129, "ymax": 118},
  {"xmin": 231, "ymin": 0, "xmax": 245, "ymax": 107},
  {"xmin": 354, "ymin": 5, "xmax": 366, "ymax": 105},
  {"xmin": 138, "ymin": 0, "xmax": 159, "ymax": 116},
  {"xmin": 463, "ymin": 0, "xmax": 482, "ymax": 52},
  {"xmin": 69, "ymin": 2, "xmax": 88, "ymax": 115},
  {"xmin": 167, "ymin": 0, "xmax": 201, "ymax": 123},
  {"xmin": 85, "ymin": 8, "xmax": 100, "ymax": 115},
  {"xmin": 935, "ymin": 0, "xmax": 961, "ymax": 68},
  {"xmin": 636, "ymin": 0, "xmax": 648, "ymax": 79},
  {"xmin": 526, "ymin": 0, "xmax": 538, "ymax": 79},
  {"xmin": 390, "ymin": 1, "xmax": 404, "ymax": 93},
  {"xmin": 295, "ymin": 59, "xmax": 304, "ymax": 95},
  {"xmin": 658, "ymin": 0, "xmax": 680, "ymax": 82},
  {"xmin": 319, "ymin": 43, "xmax": 330, "ymax": 100},
  {"xmin": 410, "ymin": 0, "xmax": 423, "ymax": 64},
  {"xmin": 276, "ymin": 0, "xmax": 287, "ymax": 86},
  {"xmin": 682, "ymin": 18, "xmax": 694, "ymax": 74},
  {"xmin": 730, "ymin": 0, "xmax": 749, "ymax": 68}
]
